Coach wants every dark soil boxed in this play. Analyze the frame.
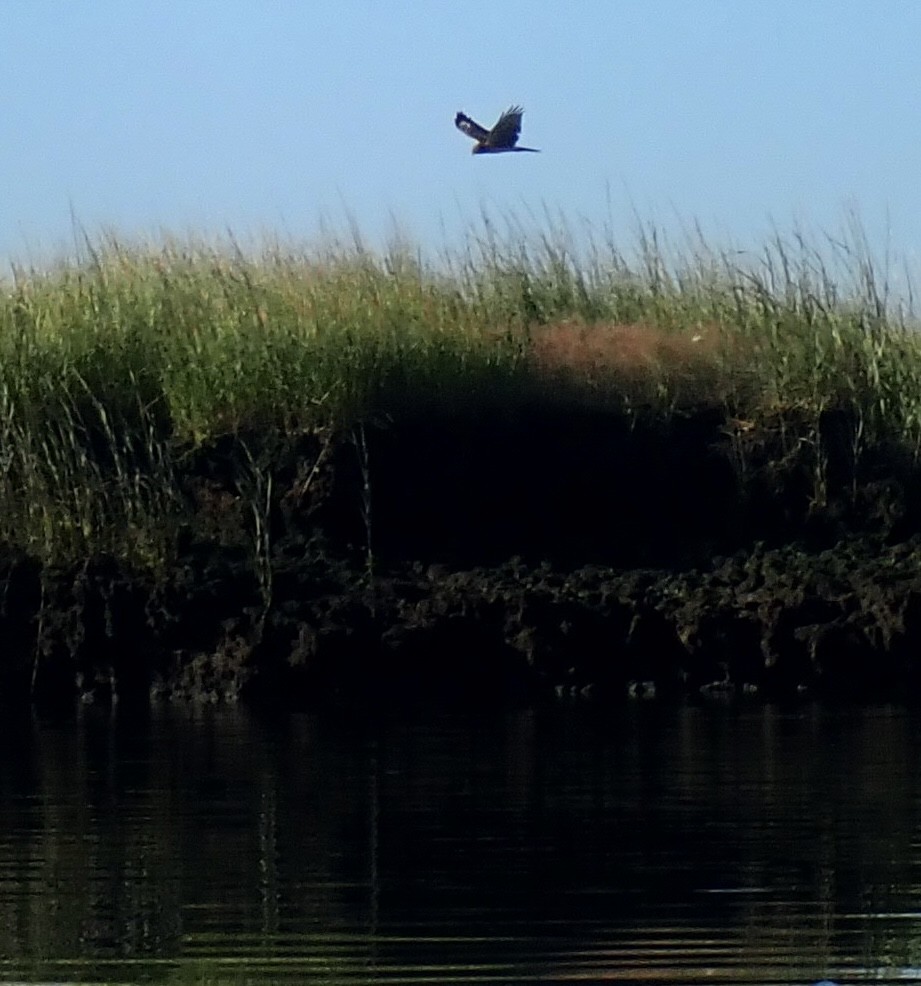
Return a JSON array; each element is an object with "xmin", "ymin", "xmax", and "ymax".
[{"xmin": 5, "ymin": 401, "xmax": 921, "ymax": 710}]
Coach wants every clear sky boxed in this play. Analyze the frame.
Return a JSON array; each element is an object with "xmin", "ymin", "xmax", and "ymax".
[{"xmin": 4, "ymin": 1, "xmax": 921, "ymax": 271}]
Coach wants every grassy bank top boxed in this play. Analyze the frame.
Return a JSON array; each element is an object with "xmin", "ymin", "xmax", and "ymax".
[{"xmin": 2, "ymin": 221, "xmax": 921, "ymax": 565}]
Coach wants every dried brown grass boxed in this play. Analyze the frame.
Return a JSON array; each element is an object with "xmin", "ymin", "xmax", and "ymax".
[{"xmin": 526, "ymin": 320, "xmax": 745, "ymax": 408}]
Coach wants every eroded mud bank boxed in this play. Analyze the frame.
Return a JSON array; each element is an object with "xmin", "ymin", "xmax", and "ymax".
[{"xmin": 4, "ymin": 402, "xmax": 921, "ymax": 708}]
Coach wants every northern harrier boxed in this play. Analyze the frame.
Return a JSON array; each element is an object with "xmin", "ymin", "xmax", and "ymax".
[{"xmin": 454, "ymin": 105, "xmax": 540, "ymax": 154}]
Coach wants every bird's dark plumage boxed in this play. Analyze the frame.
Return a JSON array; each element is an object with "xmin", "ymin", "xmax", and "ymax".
[{"xmin": 454, "ymin": 105, "xmax": 540, "ymax": 154}]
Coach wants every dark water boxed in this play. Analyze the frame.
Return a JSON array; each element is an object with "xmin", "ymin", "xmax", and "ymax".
[{"xmin": 1, "ymin": 704, "xmax": 920, "ymax": 985}]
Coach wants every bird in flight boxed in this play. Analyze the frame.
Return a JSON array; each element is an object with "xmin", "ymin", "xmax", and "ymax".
[{"xmin": 454, "ymin": 105, "xmax": 540, "ymax": 154}]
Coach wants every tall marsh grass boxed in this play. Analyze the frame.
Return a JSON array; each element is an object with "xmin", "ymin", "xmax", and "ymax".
[{"xmin": 2, "ymin": 218, "xmax": 920, "ymax": 568}]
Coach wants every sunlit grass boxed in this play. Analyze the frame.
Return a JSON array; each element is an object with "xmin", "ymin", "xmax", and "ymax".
[{"xmin": 2, "ymin": 216, "xmax": 920, "ymax": 568}]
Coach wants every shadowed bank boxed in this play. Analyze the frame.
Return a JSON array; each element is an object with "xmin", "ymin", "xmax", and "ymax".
[{"xmin": 2, "ymin": 217, "xmax": 921, "ymax": 708}]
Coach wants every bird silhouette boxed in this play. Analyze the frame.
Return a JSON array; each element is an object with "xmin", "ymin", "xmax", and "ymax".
[{"xmin": 454, "ymin": 105, "xmax": 540, "ymax": 154}]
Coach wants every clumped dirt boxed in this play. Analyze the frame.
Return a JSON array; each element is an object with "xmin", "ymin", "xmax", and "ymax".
[{"xmin": 4, "ymin": 394, "xmax": 921, "ymax": 711}]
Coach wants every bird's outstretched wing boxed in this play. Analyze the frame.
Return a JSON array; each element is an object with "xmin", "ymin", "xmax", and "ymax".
[
  {"xmin": 455, "ymin": 111, "xmax": 490, "ymax": 143},
  {"xmin": 484, "ymin": 105, "xmax": 524, "ymax": 148},
  {"xmin": 455, "ymin": 105, "xmax": 538, "ymax": 153}
]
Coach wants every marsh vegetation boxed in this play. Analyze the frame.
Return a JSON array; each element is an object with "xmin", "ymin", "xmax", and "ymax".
[{"xmin": 2, "ymin": 216, "xmax": 920, "ymax": 573}]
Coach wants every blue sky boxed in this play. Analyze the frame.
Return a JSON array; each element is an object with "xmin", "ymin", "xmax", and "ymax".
[{"xmin": 4, "ymin": 1, "xmax": 921, "ymax": 270}]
